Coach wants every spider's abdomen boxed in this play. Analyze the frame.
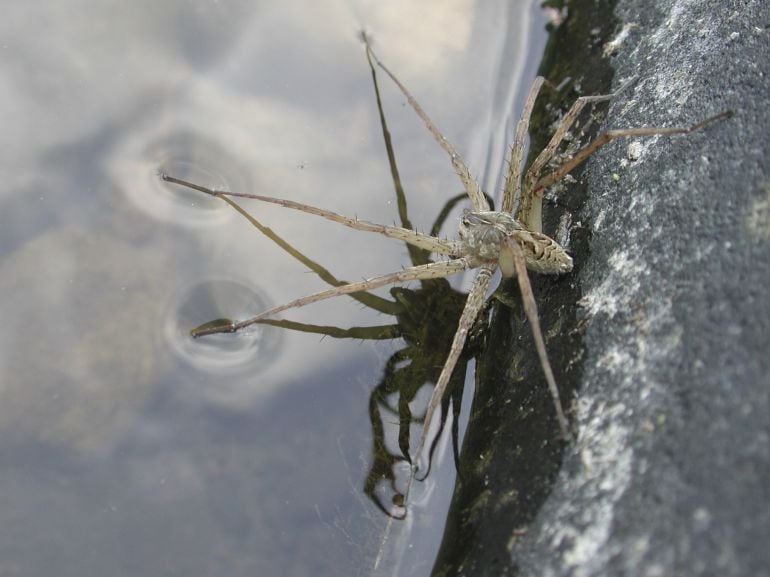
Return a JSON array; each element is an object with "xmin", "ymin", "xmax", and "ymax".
[{"xmin": 512, "ymin": 230, "xmax": 573, "ymax": 275}]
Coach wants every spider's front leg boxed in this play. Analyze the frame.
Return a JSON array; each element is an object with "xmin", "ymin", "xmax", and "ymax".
[
  {"xmin": 161, "ymin": 174, "xmax": 463, "ymax": 258},
  {"xmin": 191, "ymin": 258, "xmax": 474, "ymax": 337}
]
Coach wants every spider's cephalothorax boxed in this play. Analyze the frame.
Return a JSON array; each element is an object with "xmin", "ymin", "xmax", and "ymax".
[{"xmin": 459, "ymin": 211, "xmax": 573, "ymax": 277}]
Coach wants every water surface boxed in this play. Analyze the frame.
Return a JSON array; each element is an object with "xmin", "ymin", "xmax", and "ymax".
[{"xmin": 0, "ymin": 2, "xmax": 548, "ymax": 575}]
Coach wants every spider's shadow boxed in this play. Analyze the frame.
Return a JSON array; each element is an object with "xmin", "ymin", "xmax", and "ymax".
[{"xmin": 194, "ymin": 60, "xmax": 489, "ymax": 518}]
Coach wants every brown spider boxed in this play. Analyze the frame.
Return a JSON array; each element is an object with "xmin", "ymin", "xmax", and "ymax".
[{"xmin": 161, "ymin": 36, "xmax": 730, "ymax": 468}]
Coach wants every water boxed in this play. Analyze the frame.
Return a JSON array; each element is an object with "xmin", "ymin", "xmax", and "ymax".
[{"xmin": 0, "ymin": 2, "xmax": 547, "ymax": 575}]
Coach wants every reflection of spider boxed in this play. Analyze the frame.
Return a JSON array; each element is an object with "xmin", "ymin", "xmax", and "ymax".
[
  {"xmin": 163, "ymin": 35, "xmax": 730, "ymax": 495},
  {"xmin": 200, "ymin": 186, "xmax": 483, "ymax": 517}
]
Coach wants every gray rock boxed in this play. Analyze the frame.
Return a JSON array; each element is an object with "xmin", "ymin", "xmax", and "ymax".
[{"xmin": 437, "ymin": 1, "xmax": 770, "ymax": 576}]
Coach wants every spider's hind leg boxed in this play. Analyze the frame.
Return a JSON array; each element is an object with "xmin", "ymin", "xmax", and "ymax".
[
  {"xmin": 516, "ymin": 77, "xmax": 636, "ymax": 232},
  {"xmin": 531, "ymin": 109, "xmax": 734, "ymax": 195}
]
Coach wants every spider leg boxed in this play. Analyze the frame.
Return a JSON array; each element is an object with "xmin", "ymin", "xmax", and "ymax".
[
  {"xmin": 502, "ymin": 76, "xmax": 545, "ymax": 214},
  {"xmin": 362, "ymin": 37, "xmax": 490, "ymax": 213},
  {"xmin": 191, "ymin": 258, "xmax": 473, "ymax": 337},
  {"xmin": 161, "ymin": 174, "xmax": 462, "ymax": 257},
  {"xmin": 217, "ymin": 192, "xmax": 402, "ymax": 316},
  {"xmin": 502, "ymin": 238, "xmax": 571, "ymax": 439},
  {"xmin": 531, "ymin": 110, "xmax": 733, "ymax": 193},
  {"xmin": 518, "ymin": 77, "xmax": 636, "ymax": 232},
  {"xmin": 412, "ymin": 266, "xmax": 495, "ymax": 466},
  {"xmin": 365, "ymin": 41, "xmax": 431, "ymax": 268}
]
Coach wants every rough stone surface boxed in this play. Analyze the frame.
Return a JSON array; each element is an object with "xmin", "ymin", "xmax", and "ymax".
[
  {"xmin": 514, "ymin": 1, "xmax": 770, "ymax": 576},
  {"xmin": 439, "ymin": 1, "xmax": 769, "ymax": 576}
]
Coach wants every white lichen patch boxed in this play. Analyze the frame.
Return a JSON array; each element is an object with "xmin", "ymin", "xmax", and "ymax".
[
  {"xmin": 746, "ymin": 182, "xmax": 770, "ymax": 241},
  {"xmin": 555, "ymin": 212, "xmax": 573, "ymax": 250},
  {"xmin": 560, "ymin": 407, "xmax": 633, "ymax": 572},
  {"xmin": 603, "ymin": 23, "xmax": 637, "ymax": 56},
  {"xmin": 578, "ymin": 250, "xmax": 646, "ymax": 319},
  {"xmin": 538, "ymin": 287, "xmax": 681, "ymax": 576},
  {"xmin": 626, "ymin": 140, "xmax": 645, "ymax": 161}
]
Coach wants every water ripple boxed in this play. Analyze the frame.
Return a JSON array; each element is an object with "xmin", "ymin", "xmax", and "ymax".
[
  {"xmin": 165, "ymin": 278, "xmax": 282, "ymax": 378},
  {"xmin": 111, "ymin": 127, "xmax": 253, "ymax": 228}
]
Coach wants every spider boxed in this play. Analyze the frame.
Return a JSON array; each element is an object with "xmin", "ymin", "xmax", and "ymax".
[{"xmin": 161, "ymin": 36, "xmax": 730, "ymax": 460}]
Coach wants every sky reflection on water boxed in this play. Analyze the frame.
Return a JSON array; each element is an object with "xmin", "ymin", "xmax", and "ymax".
[{"xmin": 0, "ymin": 2, "xmax": 546, "ymax": 575}]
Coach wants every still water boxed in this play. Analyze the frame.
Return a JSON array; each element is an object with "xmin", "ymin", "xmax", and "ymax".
[{"xmin": 0, "ymin": 1, "xmax": 547, "ymax": 575}]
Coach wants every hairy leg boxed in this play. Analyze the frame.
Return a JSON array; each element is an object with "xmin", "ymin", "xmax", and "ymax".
[
  {"xmin": 191, "ymin": 258, "xmax": 473, "ymax": 337},
  {"xmin": 161, "ymin": 174, "xmax": 462, "ymax": 257},
  {"xmin": 362, "ymin": 35, "xmax": 490, "ymax": 213}
]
